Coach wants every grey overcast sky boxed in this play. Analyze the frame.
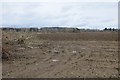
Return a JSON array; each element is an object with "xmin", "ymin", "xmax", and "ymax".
[{"xmin": 1, "ymin": 2, "xmax": 118, "ymax": 29}]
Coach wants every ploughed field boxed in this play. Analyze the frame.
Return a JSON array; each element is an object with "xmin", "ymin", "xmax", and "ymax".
[{"xmin": 2, "ymin": 31, "xmax": 119, "ymax": 78}]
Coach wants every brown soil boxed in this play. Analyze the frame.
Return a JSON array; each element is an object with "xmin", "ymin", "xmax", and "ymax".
[{"xmin": 2, "ymin": 31, "xmax": 119, "ymax": 78}]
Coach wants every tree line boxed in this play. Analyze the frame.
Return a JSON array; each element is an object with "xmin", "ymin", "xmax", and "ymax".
[
  {"xmin": 1, "ymin": 27, "xmax": 119, "ymax": 32},
  {"xmin": 103, "ymin": 28, "xmax": 118, "ymax": 31}
]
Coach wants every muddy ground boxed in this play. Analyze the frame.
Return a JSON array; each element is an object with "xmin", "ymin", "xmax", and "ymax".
[{"xmin": 2, "ymin": 31, "xmax": 119, "ymax": 78}]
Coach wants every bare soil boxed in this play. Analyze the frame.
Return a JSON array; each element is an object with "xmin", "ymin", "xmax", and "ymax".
[{"xmin": 2, "ymin": 31, "xmax": 119, "ymax": 78}]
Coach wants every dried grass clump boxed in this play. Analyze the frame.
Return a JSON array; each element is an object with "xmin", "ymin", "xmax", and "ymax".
[
  {"xmin": 16, "ymin": 36, "xmax": 27, "ymax": 48},
  {"xmin": 17, "ymin": 38, "xmax": 25, "ymax": 44},
  {"xmin": 2, "ymin": 33, "xmax": 31, "ymax": 60},
  {"xmin": 2, "ymin": 35, "xmax": 13, "ymax": 60},
  {"xmin": 2, "ymin": 47, "xmax": 11, "ymax": 60}
]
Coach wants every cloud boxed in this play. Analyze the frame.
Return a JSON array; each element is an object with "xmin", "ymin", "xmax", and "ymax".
[{"xmin": 1, "ymin": 2, "xmax": 118, "ymax": 29}]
